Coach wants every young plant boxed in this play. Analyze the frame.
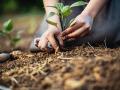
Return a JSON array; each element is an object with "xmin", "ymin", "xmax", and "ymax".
[
  {"xmin": 46, "ymin": 0, "xmax": 87, "ymax": 31},
  {"xmin": 0, "ymin": 19, "xmax": 21, "ymax": 48}
]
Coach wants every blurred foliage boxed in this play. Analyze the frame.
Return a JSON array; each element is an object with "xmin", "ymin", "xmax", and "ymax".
[
  {"xmin": 0, "ymin": 0, "xmax": 88, "ymax": 15},
  {"xmin": 0, "ymin": 19, "xmax": 21, "ymax": 48},
  {"xmin": 0, "ymin": 0, "xmax": 44, "ymax": 14}
]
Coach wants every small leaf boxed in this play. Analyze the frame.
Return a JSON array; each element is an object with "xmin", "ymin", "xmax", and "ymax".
[
  {"xmin": 12, "ymin": 37, "xmax": 21, "ymax": 43},
  {"xmin": 13, "ymin": 38, "xmax": 20, "ymax": 43},
  {"xmin": 55, "ymin": 3, "xmax": 64, "ymax": 12},
  {"xmin": 12, "ymin": 34, "xmax": 21, "ymax": 43},
  {"xmin": 46, "ymin": 19, "xmax": 57, "ymax": 27},
  {"xmin": 61, "ymin": 6, "xmax": 72, "ymax": 17},
  {"xmin": 70, "ymin": 1, "xmax": 87, "ymax": 8},
  {"xmin": 3, "ymin": 19, "xmax": 13, "ymax": 32}
]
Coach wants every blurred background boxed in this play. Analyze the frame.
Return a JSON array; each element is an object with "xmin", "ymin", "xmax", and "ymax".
[{"xmin": 0, "ymin": 0, "xmax": 45, "ymax": 52}]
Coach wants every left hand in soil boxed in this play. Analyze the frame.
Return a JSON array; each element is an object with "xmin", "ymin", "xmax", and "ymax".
[
  {"xmin": 34, "ymin": 26, "xmax": 63, "ymax": 52},
  {"xmin": 61, "ymin": 14, "xmax": 93, "ymax": 40}
]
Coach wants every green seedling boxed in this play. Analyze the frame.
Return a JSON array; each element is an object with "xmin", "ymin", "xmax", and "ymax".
[
  {"xmin": 46, "ymin": 0, "xmax": 87, "ymax": 31},
  {"xmin": 0, "ymin": 19, "xmax": 21, "ymax": 48}
]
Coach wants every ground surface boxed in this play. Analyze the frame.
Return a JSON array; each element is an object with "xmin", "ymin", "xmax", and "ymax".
[{"xmin": 0, "ymin": 45, "xmax": 120, "ymax": 90}]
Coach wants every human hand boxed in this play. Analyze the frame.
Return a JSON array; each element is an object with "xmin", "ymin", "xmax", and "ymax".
[
  {"xmin": 34, "ymin": 26, "xmax": 63, "ymax": 51},
  {"xmin": 61, "ymin": 14, "xmax": 93, "ymax": 40}
]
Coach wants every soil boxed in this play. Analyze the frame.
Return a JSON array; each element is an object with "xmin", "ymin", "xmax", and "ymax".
[{"xmin": 0, "ymin": 45, "xmax": 120, "ymax": 90}]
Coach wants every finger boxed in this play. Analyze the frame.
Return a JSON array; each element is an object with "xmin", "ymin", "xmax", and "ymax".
[
  {"xmin": 80, "ymin": 29, "xmax": 89, "ymax": 37},
  {"xmin": 62, "ymin": 21, "xmax": 84, "ymax": 36},
  {"xmin": 37, "ymin": 38, "xmax": 48, "ymax": 51},
  {"xmin": 47, "ymin": 34, "xmax": 58, "ymax": 50},
  {"xmin": 40, "ymin": 39, "xmax": 48, "ymax": 51},
  {"xmin": 65, "ymin": 24, "xmax": 90, "ymax": 39},
  {"xmin": 57, "ymin": 35, "xmax": 64, "ymax": 47},
  {"xmin": 62, "ymin": 23, "xmax": 79, "ymax": 36}
]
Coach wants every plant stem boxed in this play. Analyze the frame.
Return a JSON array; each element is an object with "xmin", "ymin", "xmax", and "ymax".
[{"xmin": 6, "ymin": 33, "xmax": 15, "ymax": 49}]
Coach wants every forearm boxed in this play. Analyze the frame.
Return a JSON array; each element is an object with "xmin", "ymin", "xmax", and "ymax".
[
  {"xmin": 43, "ymin": 0, "xmax": 61, "ymax": 30},
  {"xmin": 81, "ymin": 0, "xmax": 108, "ymax": 18}
]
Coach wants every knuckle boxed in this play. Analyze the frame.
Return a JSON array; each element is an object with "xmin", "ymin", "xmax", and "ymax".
[{"xmin": 77, "ymin": 20, "xmax": 85, "ymax": 24}]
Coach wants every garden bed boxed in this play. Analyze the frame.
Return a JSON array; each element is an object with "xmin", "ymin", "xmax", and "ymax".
[{"xmin": 0, "ymin": 45, "xmax": 120, "ymax": 90}]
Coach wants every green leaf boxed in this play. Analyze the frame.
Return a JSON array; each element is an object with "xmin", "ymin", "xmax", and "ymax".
[
  {"xmin": 12, "ymin": 37, "xmax": 21, "ymax": 43},
  {"xmin": 61, "ymin": 6, "xmax": 72, "ymax": 17},
  {"xmin": 12, "ymin": 34, "xmax": 21, "ymax": 43},
  {"xmin": 3, "ymin": 19, "xmax": 13, "ymax": 32},
  {"xmin": 55, "ymin": 3, "xmax": 64, "ymax": 12},
  {"xmin": 70, "ymin": 1, "xmax": 87, "ymax": 8},
  {"xmin": 46, "ymin": 19, "xmax": 57, "ymax": 27}
]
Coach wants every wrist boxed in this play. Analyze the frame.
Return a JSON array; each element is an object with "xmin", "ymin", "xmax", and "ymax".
[
  {"xmin": 80, "ymin": 10, "xmax": 96, "ymax": 19},
  {"xmin": 48, "ymin": 24, "xmax": 62, "ymax": 31},
  {"xmin": 47, "ymin": 15, "xmax": 62, "ymax": 31}
]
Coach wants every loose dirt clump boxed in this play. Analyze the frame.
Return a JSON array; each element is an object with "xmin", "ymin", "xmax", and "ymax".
[{"xmin": 0, "ymin": 45, "xmax": 120, "ymax": 90}]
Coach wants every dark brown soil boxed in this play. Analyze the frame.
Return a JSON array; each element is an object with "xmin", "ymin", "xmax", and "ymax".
[{"xmin": 0, "ymin": 45, "xmax": 120, "ymax": 90}]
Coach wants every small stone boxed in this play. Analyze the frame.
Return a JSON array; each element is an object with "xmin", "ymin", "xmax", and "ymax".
[
  {"xmin": 41, "ymin": 77, "xmax": 53, "ymax": 89},
  {"xmin": 95, "ymin": 55, "xmax": 113, "ymax": 62},
  {"xmin": 93, "ymin": 72, "xmax": 102, "ymax": 82},
  {"xmin": 64, "ymin": 78, "xmax": 87, "ymax": 90},
  {"xmin": 11, "ymin": 51, "xmax": 22, "ymax": 55},
  {"xmin": 93, "ymin": 67, "xmax": 103, "ymax": 81},
  {"xmin": 26, "ymin": 54, "xmax": 34, "ymax": 58},
  {"xmin": 0, "ymin": 53, "xmax": 11, "ymax": 62},
  {"xmin": 93, "ymin": 66, "xmax": 101, "ymax": 73}
]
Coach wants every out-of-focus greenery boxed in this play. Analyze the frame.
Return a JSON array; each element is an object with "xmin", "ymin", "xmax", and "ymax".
[
  {"xmin": 0, "ymin": 19, "xmax": 21, "ymax": 48},
  {"xmin": 0, "ymin": 0, "xmax": 44, "ymax": 14},
  {"xmin": 0, "ymin": 0, "xmax": 88, "ymax": 15}
]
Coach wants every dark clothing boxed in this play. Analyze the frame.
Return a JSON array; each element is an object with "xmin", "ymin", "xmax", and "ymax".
[{"xmin": 30, "ymin": 0, "xmax": 120, "ymax": 52}]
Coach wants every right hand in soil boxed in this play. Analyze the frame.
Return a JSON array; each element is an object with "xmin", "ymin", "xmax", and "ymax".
[{"xmin": 34, "ymin": 26, "xmax": 63, "ymax": 51}]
